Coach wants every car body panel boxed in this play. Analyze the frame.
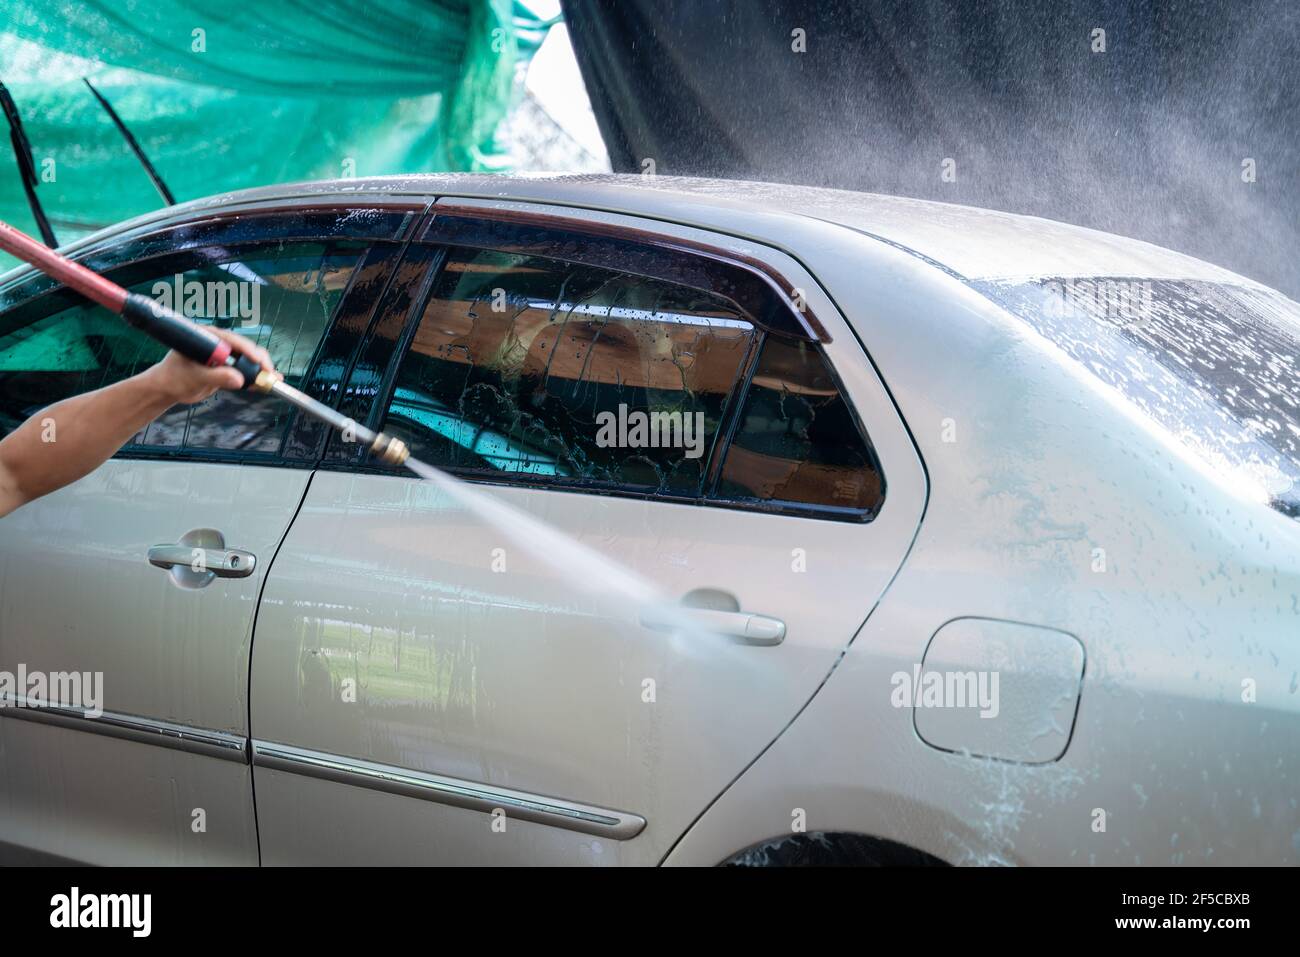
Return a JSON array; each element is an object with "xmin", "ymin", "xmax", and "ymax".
[
  {"xmin": 1, "ymin": 174, "xmax": 1294, "ymax": 865},
  {"xmin": 663, "ymin": 233, "xmax": 1300, "ymax": 866},
  {"xmin": 0, "ymin": 460, "xmax": 308, "ymax": 863},
  {"xmin": 247, "ymin": 208, "xmax": 927, "ymax": 864},
  {"xmin": 0, "ymin": 723, "xmax": 257, "ymax": 865}
]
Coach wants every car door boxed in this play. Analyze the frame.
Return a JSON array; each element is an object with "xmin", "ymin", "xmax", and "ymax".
[
  {"xmin": 249, "ymin": 200, "xmax": 927, "ymax": 865},
  {"xmin": 0, "ymin": 204, "xmax": 413, "ymax": 864}
]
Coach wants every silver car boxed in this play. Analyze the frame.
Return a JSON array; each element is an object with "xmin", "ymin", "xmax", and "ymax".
[{"xmin": 0, "ymin": 174, "xmax": 1296, "ymax": 866}]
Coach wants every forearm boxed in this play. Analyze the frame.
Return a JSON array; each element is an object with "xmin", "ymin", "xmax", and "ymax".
[
  {"xmin": 0, "ymin": 368, "xmax": 176, "ymax": 514},
  {"xmin": 0, "ymin": 325, "xmax": 270, "ymax": 519}
]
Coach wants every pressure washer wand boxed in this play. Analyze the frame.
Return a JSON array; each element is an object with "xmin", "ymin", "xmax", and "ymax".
[{"xmin": 0, "ymin": 219, "xmax": 409, "ymax": 467}]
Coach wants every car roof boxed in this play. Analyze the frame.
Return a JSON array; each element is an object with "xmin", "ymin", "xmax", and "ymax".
[{"xmin": 10, "ymin": 172, "xmax": 1261, "ymax": 290}]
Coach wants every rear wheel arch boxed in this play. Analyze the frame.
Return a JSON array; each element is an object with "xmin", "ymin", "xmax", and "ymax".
[{"xmin": 719, "ymin": 831, "xmax": 948, "ymax": 867}]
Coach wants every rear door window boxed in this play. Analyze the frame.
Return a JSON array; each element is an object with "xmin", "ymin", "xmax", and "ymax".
[
  {"xmin": 382, "ymin": 247, "xmax": 755, "ymax": 495},
  {"xmin": 372, "ymin": 232, "xmax": 888, "ymax": 521}
]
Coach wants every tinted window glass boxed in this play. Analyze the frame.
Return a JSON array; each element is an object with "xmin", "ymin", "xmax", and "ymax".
[
  {"xmin": 0, "ymin": 243, "xmax": 360, "ymax": 454},
  {"xmin": 382, "ymin": 247, "xmax": 755, "ymax": 494},
  {"xmin": 0, "ymin": 298, "xmax": 168, "ymax": 435},
  {"xmin": 718, "ymin": 336, "xmax": 884, "ymax": 515}
]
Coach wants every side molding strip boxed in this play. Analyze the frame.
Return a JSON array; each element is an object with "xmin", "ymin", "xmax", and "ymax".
[
  {"xmin": 0, "ymin": 694, "xmax": 247, "ymax": 762},
  {"xmin": 252, "ymin": 740, "xmax": 647, "ymax": 840}
]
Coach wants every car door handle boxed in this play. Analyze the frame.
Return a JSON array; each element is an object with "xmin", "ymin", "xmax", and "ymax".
[
  {"xmin": 639, "ymin": 607, "xmax": 786, "ymax": 645},
  {"xmin": 148, "ymin": 543, "xmax": 256, "ymax": 578}
]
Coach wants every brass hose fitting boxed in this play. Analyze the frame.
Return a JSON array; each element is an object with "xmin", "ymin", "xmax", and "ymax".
[
  {"xmin": 250, "ymin": 369, "xmax": 284, "ymax": 394},
  {"xmin": 370, "ymin": 433, "xmax": 410, "ymax": 466}
]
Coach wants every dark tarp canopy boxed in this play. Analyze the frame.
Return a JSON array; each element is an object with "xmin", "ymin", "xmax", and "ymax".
[{"xmin": 562, "ymin": 0, "xmax": 1300, "ymax": 299}]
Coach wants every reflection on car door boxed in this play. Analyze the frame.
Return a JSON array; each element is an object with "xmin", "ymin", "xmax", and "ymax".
[
  {"xmin": 0, "ymin": 227, "xmax": 385, "ymax": 864},
  {"xmin": 249, "ymin": 209, "xmax": 925, "ymax": 865}
]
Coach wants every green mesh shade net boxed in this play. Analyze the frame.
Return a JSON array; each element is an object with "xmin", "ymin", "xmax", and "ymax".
[{"xmin": 0, "ymin": 0, "xmax": 554, "ymax": 266}]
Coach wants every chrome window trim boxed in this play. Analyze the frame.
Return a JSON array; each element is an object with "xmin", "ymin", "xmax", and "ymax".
[
  {"xmin": 252, "ymin": 740, "xmax": 647, "ymax": 840},
  {"xmin": 0, "ymin": 694, "xmax": 247, "ymax": 763}
]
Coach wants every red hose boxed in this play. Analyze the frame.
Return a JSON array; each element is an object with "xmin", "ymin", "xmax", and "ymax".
[{"xmin": 0, "ymin": 219, "xmax": 127, "ymax": 312}]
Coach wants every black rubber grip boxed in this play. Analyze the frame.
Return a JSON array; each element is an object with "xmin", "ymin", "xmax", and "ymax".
[
  {"xmin": 122, "ymin": 293, "xmax": 225, "ymax": 365},
  {"xmin": 121, "ymin": 292, "xmax": 256, "ymax": 389},
  {"xmin": 231, "ymin": 353, "xmax": 262, "ymax": 387}
]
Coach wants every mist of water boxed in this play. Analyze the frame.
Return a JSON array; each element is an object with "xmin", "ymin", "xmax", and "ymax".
[{"xmin": 401, "ymin": 453, "xmax": 708, "ymax": 643}]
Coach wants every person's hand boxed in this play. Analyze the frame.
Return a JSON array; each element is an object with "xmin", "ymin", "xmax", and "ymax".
[{"xmin": 143, "ymin": 327, "xmax": 275, "ymax": 405}]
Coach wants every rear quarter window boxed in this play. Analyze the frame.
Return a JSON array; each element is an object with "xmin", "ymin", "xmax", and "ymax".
[{"xmin": 718, "ymin": 335, "xmax": 884, "ymax": 516}]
